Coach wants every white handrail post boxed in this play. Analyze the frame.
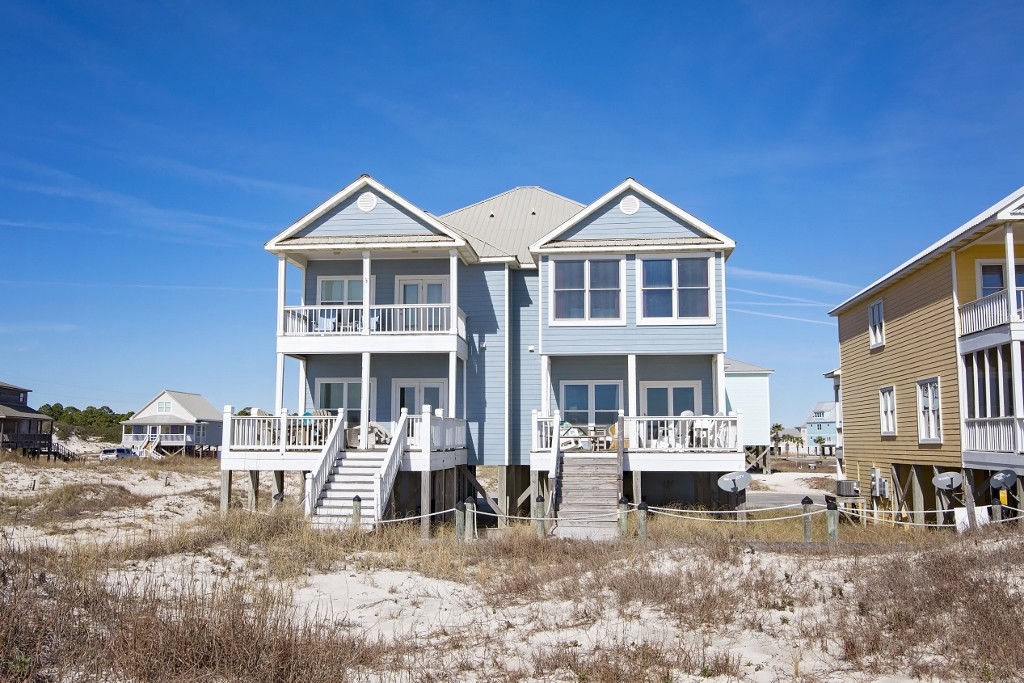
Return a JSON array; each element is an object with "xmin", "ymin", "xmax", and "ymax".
[
  {"xmin": 449, "ymin": 249, "xmax": 458, "ymax": 333},
  {"xmin": 735, "ymin": 410, "xmax": 744, "ymax": 451},
  {"xmin": 279, "ymin": 408, "xmax": 288, "ymax": 455},
  {"xmin": 422, "ymin": 404, "xmax": 433, "ymax": 459},
  {"xmin": 362, "ymin": 250, "xmax": 371, "ymax": 335},
  {"xmin": 222, "ymin": 405, "xmax": 233, "ymax": 459},
  {"xmin": 531, "ymin": 409, "xmax": 538, "ymax": 451}
]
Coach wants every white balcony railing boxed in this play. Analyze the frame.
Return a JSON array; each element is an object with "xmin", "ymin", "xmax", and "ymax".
[
  {"xmin": 228, "ymin": 413, "xmax": 338, "ymax": 452},
  {"xmin": 963, "ymin": 417, "xmax": 1019, "ymax": 453},
  {"xmin": 281, "ymin": 304, "xmax": 467, "ymax": 337},
  {"xmin": 530, "ymin": 411, "xmax": 742, "ymax": 453},
  {"xmin": 958, "ymin": 289, "xmax": 1024, "ymax": 336}
]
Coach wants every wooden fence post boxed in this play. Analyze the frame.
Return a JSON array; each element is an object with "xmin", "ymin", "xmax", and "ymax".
[
  {"xmin": 638, "ymin": 501, "xmax": 648, "ymax": 540},
  {"xmin": 826, "ymin": 499, "xmax": 838, "ymax": 544},
  {"xmin": 466, "ymin": 496, "xmax": 477, "ymax": 540},
  {"xmin": 619, "ymin": 496, "xmax": 630, "ymax": 538},
  {"xmin": 534, "ymin": 495, "xmax": 545, "ymax": 539},
  {"xmin": 802, "ymin": 496, "xmax": 814, "ymax": 543},
  {"xmin": 455, "ymin": 500, "xmax": 466, "ymax": 541},
  {"xmin": 352, "ymin": 495, "xmax": 361, "ymax": 528}
]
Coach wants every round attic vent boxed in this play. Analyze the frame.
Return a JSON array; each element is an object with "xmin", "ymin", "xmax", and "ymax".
[
  {"xmin": 357, "ymin": 191, "xmax": 378, "ymax": 212},
  {"xmin": 619, "ymin": 194, "xmax": 640, "ymax": 215}
]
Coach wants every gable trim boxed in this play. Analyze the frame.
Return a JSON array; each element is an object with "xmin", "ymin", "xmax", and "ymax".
[
  {"xmin": 529, "ymin": 178, "xmax": 736, "ymax": 253},
  {"xmin": 266, "ymin": 175, "xmax": 471, "ymax": 252}
]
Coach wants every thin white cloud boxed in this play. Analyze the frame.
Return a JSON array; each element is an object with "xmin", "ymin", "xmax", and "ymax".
[
  {"xmin": 0, "ymin": 322, "xmax": 77, "ymax": 334},
  {"xmin": 135, "ymin": 156, "xmax": 323, "ymax": 199},
  {"xmin": 728, "ymin": 286, "xmax": 834, "ymax": 305},
  {"xmin": 729, "ymin": 267, "xmax": 857, "ymax": 293},
  {"xmin": 730, "ymin": 308, "xmax": 835, "ymax": 327},
  {"xmin": 729, "ymin": 301, "xmax": 830, "ymax": 307}
]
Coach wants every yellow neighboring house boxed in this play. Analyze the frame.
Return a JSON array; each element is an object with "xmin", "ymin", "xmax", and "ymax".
[{"xmin": 830, "ymin": 185, "xmax": 1024, "ymax": 522}]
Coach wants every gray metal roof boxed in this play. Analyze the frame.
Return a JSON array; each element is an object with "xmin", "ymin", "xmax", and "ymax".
[
  {"xmin": 723, "ymin": 357, "xmax": 773, "ymax": 374},
  {"xmin": 125, "ymin": 390, "xmax": 222, "ymax": 424},
  {"xmin": 0, "ymin": 381, "xmax": 29, "ymax": 392},
  {"xmin": 805, "ymin": 402, "xmax": 836, "ymax": 422},
  {"xmin": 440, "ymin": 187, "xmax": 584, "ymax": 264},
  {"xmin": 0, "ymin": 403, "xmax": 51, "ymax": 421}
]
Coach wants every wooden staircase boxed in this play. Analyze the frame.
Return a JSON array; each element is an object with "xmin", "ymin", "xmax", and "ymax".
[
  {"xmin": 310, "ymin": 451, "xmax": 385, "ymax": 529},
  {"xmin": 554, "ymin": 454, "xmax": 620, "ymax": 540}
]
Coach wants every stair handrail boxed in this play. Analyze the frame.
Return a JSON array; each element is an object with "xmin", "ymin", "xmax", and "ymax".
[
  {"xmin": 303, "ymin": 416, "xmax": 346, "ymax": 516},
  {"xmin": 546, "ymin": 410, "xmax": 562, "ymax": 522},
  {"xmin": 374, "ymin": 408, "xmax": 407, "ymax": 522}
]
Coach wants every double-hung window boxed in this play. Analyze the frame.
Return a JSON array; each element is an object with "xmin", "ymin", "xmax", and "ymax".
[
  {"xmin": 318, "ymin": 276, "xmax": 368, "ymax": 332},
  {"xmin": 639, "ymin": 256, "xmax": 713, "ymax": 322},
  {"xmin": 157, "ymin": 401, "xmax": 171, "ymax": 414},
  {"xmin": 879, "ymin": 386, "xmax": 896, "ymax": 436},
  {"xmin": 552, "ymin": 259, "xmax": 622, "ymax": 322},
  {"xmin": 916, "ymin": 378, "xmax": 941, "ymax": 443},
  {"xmin": 869, "ymin": 300, "xmax": 885, "ymax": 348},
  {"xmin": 316, "ymin": 378, "xmax": 374, "ymax": 425}
]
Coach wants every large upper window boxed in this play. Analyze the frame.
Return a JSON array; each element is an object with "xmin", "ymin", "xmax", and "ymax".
[
  {"xmin": 552, "ymin": 259, "xmax": 622, "ymax": 322},
  {"xmin": 916, "ymin": 377, "xmax": 941, "ymax": 443},
  {"xmin": 869, "ymin": 300, "xmax": 885, "ymax": 348},
  {"xmin": 639, "ymin": 256, "xmax": 712, "ymax": 322},
  {"xmin": 979, "ymin": 263, "xmax": 1024, "ymax": 298},
  {"xmin": 157, "ymin": 401, "xmax": 171, "ymax": 413}
]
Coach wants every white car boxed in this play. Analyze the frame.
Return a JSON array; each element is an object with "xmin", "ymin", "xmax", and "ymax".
[{"xmin": 99, "ymin": 447, "xmax": 137, "ymax": 461}]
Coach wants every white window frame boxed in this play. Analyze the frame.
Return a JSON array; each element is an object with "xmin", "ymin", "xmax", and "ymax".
[
  {"xmin": 549, "ymin": 257, "xmax": 626, "ymax": 326},
  {"xmin": 316, "ymin": 275, "xmax": 375, "ymax": 305},
  {"xmin": 638, "ymin": 381, "xmax": 702, "ymax": 416},
  {"xmin": 879, "ymin": 386, "xmax": 897, "ymax": 436},
  {"xmin": 636, "ymin": 253, "xmax": 716, "ymax": 325},
  {"xmin": 314, "ymin": 377, "xmax": 376, "ymax": 423},
  {"xmin": 869, "ymin": 300, "xmax": 885, "ymax": 349},
  {"xmin": 916, "ymin": 376, "xmax": 942, "ymax": 444},
  {"xmin": 157, "ymin": 401, "xmax": 171, "ymax": 413},
  {"xmin": 391, "ymin": 378, "xmax": 448, "ymax": 419},
  {"xmin": 195, "ymin": 423, "xmax": 206, "ymax": 443},
  {"xmin": 974, "ymin": 259, "xmax": 1024, "ymax": 300},
  {"xmin": 394, "ymin": 276, "xmax": 449, "ymax": 305},
  {"xmin": 559, "ymin": 380, "xmax": 624, "ymax": 426}
]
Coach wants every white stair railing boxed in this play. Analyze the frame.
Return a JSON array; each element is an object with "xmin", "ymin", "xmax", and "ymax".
[
  {"xmin": 303, "ymin": 417, "xmax": 347, "ymax": 516},
  {"xmin": 373, "ymin": 408, "xmax": 408, "ymax": 522}
]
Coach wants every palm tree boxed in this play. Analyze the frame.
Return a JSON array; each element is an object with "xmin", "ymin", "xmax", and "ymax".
[
  {"xmin": 782, "ymin": 433, "xmax": 792, "ymax": 455},
  {"xmin": 792, "ymin": 434, "xmax": 804, "ymax": 455},
  {"xmin": 771, "ymin": 423, "xmax": 784, "ymax": 456},
  {"xmin": 813, "ymin": 436, "xmax": 826, "ymax": 456}
]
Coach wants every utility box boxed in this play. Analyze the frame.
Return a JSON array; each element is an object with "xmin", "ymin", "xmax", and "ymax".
[
  {"xmin": 837, "ymin": 479, "xmax": 860, "ymax": 497},
  {"xmin": 869, "ymin": 468, "xmax": 889, "ymax": 498}
]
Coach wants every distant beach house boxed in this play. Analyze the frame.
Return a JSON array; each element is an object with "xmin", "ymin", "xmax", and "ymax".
[
  {"xmin": 121, "ymin": 390, "xmax": 222, "ymax": 456},
  {"xmin": 823, "ymin": 368, "xmax": 843, "ymax": 456},
  {"xmin": 804, "ymin": 401, "xmax": 838, "ymax": 456},
  {"xmin": 220, "ymin": 175, "xmax": 771, "ymax": 535},
  {"xmin": 830, "ymin": 185, "xmax": 1024, "ymax": 522},
  {"xmin": 0, "ymin": 380, "xmax": 53, "ymax": 455}
]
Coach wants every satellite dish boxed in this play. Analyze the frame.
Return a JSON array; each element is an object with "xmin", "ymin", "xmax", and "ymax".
[
  {"xmin": 991, "ymin": 470, "xmax": 1018, "ymax": 490},
  {"xmin": 932, "ymin": 471, "xmax": 963, "ymax": 491},
  {"xmin": 717, "ymin": 471, "xmax": 753, "ymax": 493}
]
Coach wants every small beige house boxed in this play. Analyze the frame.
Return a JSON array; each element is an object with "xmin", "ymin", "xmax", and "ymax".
[
  {"xmin": 830, "ymin": 185, "xmax": 1024, "ymax": 522},
  {"xmin": 121, "ymin": 390, "xmax": 222, "ymax": 456}
]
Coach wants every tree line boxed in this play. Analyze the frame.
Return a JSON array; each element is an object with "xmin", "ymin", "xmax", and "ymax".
[{"xmin": 37, "ymin": 404, "xmax": 134, "ymax": 443}]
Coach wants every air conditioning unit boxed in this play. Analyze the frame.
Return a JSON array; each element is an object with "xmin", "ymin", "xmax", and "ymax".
[
  {"xmin": 869, "ymin": 468, "xmax": 890, "ymax": 498},
  {"xmin": 837, "ymin": 479, "xmax": 860, "ymax": 497}
]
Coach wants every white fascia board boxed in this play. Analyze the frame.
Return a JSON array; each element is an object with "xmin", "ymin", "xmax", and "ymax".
[
  {"xmin": 265, "ymin": 175, "xmax": 471, "ymax": 252},
  {"xmin": 535, "ymin": 243, "xmax": 725, "ymax": 255},
  {"xmin": 830, "ymin": 185, "xmax": 1024, "ymax": 317},
  {"xmin": 529, "ymin": 178, "xmax": 737, "ymax": 252}
]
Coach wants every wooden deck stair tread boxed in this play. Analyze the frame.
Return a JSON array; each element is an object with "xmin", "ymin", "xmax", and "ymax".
[
  {"xmin": 554, "ymin": 454, "xmax": 621, "ymax": 541},
  {"xmin": 310, "ymin": 449, "xmax": 385, "ymax": 529}
]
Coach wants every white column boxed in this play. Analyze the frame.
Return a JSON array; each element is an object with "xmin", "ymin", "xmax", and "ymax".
[
  {"xmin": 277, "ymin": 256, "xmax": 287, "ymax": 335},
  {"xmin": 448, "ymin": 351, "xmax": 457, "ymax": 417},
  {"xmin": 541, "ymin": 355, "xmax": 552, "ymax": 415},
  {"xmin": 1006, "ymin": 225, "xmax": 1017, "ymax": 321},
  {"xmin": 274, "ymin": 353, "xmax": 285, "ymax": 413},
  {"xmin": 360, "ymin": 351, "xmax": 371, "ymax": 449},
  {"xmin": 462, "ymin": 358, "xmax": 468, "ymax": 418},
  {"xmin": 1013, "ymin": 341, "xmax": 1024, "ymax": 454},
  {"xmin": 449, "ymin": 249, "xmax": 459, "ymax": 333},
  {"xmin": 714, "ymin": 353, "xmax": 726, "ymax": 414},
  {"xmin": 297, "ymin": 357, "xmax": 307, "ymax": 413},
  {"xmin": 362, "ymin": 250, "xmax": 371, "ymax": 335},
  {"xmin": 627, "ymin": 354, "xmax": 638, "ymax": 418}
]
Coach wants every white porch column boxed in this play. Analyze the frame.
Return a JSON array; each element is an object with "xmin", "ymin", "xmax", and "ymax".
[
  {"xmin": 449, "ymin": 249, "xmax": 459, "ymax": 333},
  {"xmin": 277, "ymin": 256, "xmax": 287, "ymax": 336},
  {"xmin": 362, "ymin": 250, "xmax": 371, "ymax": 335},
  {"xmin": 448, "ymin": 351, "xmax": 458, "ymax": 417},
  {"xmin": 1006, "ymin": 225, "xmax": 1018, "ymax": 321},
  {"xmin": 627, "ymin": 354, "xmax": 637, "ymax": 418},
  {"xmin": 462, "ymin": 358, "xmax": 468, "ymax": 418},
  {"xmin": 360, "ymin": 351, "xmax": 371, "ymax": 449},
  {"xmin": 1013, "ymin": 341, "xmax": 1024, "ymax": 454},
  {"xmin": 297, "ymin": 357, "xmax": 307, "ymax": 413},
  {"xmin": 541, "ymin": 355, "xmax": 552, "ymax": 415},
  {"xmin": 714, "ymin": 353, "xmax": 726, "ymax": 414},
  {"xmin": 274, "ymin": 353, "xmax": 285, "ymax": 414}
]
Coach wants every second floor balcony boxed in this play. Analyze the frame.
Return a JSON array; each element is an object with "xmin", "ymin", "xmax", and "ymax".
[{"xmin": 959, "ymin": 288, "xmax": 1024, "ymax": 336}]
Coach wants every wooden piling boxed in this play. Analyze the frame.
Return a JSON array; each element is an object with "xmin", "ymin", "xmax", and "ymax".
[
  {"xmin": 534, "ymin": 495, "xmax": 545, "ymax": 540},
  {"xmin": 802, "ymin": 496, "xmax": 813, "ymax": 543},
  {"xmin": 637, "ymin": 502, "xmax": 648, "ymax": 540},
  {"xmin": 618, "ymin": 496, "xmax": 629, "ymax": 538},
  {"xmin": 455, "ymin": 501, "xmax": 466, "ymax": 541}
]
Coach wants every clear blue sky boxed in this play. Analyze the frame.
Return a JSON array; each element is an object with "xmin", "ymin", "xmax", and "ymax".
[{"xmin": 3, "ymin": 1, "xmax": 1024, "ymax": 427}]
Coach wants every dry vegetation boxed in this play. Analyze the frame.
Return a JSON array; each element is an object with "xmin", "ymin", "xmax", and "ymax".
[{"xmin": 1, "ymin": 453, "xmax": 1023, "ymax": 682}]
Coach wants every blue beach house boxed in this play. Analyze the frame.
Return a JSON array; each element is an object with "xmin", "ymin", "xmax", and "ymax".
[{"xmin": 219, "ymin": 175, "xmax": 766, "ymax": 534}]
